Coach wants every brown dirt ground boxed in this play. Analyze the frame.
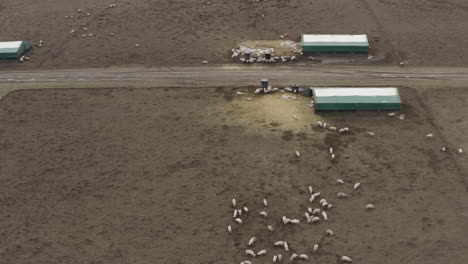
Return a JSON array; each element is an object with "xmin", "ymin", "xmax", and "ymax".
[
  {"xmin": 0, "ymin": 87, "xmax": 467, "ymax": 263},
  {"xmin": 2, "ymin": 0, "xmax": 468, "ymax": 69},
  {"xmin": 421, "ymin": 88, "xmax": 468, "ymax": 182}
]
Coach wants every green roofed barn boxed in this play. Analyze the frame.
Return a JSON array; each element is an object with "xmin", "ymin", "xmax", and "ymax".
[
  {"xmin": 313, "ymin": 87, "xmax": 401, "ymax": 111},
  {"xmin": 301, "ymin": 34, "xmax": 369, "ymax": 53},
  {"xmin": 0, "ymin": 41, "xmax": 33, "ymax": 59}
]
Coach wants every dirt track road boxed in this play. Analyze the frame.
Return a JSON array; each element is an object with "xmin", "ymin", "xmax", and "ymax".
[{"xmin": 1, "ymin": 65, "xmax": 468, "ymax": 99}]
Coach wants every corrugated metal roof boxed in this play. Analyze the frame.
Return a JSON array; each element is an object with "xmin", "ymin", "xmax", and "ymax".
[
  {"xmin": 313, "ymin": 87, "xmax": 398, "ymax": 97},
  {"xmin": 0, "ymin": 41, "xmax": 24, "ymax": 54},
  {"xmin": 0, "ymin": 41, "xmax": 23, "ymax": 49},
  {"xmin": 302, "ymin": 34, "xmax": 368, "ymax": 47},
  {"xmin": 0, "ymin": 41, "xmax": 33, "ymax": 59},
  {"xmin": 313, "ymin": 87, "xmax": 401, "ymax": 111}
]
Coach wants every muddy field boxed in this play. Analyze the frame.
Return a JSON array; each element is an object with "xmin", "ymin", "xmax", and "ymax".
[
  {"xmin": 0, "ymin": 87, "xmax": 467, "ymax": 263},
  {"xmin": 421, "ymin": 88, "xmax": 468, "ymax": 182},
  {"xmin": 2, "ymin": 0, "xmax": 468, "ymax": 69}
]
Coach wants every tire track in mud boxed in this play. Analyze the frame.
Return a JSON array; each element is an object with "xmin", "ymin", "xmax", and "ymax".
[
  {"xmin": 414, "ymin": 89, "xmax": 468, "ymax": 191},
  {"xmin": 358, "ymin": 0, "xmax": 400, "ymax": 64}
]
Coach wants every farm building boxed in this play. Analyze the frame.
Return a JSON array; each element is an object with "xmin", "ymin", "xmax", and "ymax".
[
  {"xmin": 0, "ymin": 41, "xmax": 33, "ymax": 59},
  {"xmin": 301, "ymin": 34, "xmax": 369, "ymax": 53},
  {"xmin": 312, "ymin": 87, "xmax": 401, "ymax": 111}
]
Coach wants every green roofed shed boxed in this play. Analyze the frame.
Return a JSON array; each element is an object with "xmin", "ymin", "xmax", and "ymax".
[
  {"xmin": 313, "ymin": 87, "xmax": 401, "ymax": 111},
  {"xmin": 301, "ymin": 34, "xmax": 369, "ymax": 53},
  {"xmin": 0, "ymin": 41, "xmax": 33, "ymax": 59}
]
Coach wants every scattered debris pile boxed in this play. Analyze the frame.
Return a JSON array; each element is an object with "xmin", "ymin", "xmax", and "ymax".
[
  {"xmin": 232, "ymin": 41, "xmax": 302, "ymax": 64},
  {"xmin": 254, "ymin": 85, "xmax": 311, "ymax": 97},
  {"xmin": 279, "ymin": 40, "xmax": 303, "ymax": 54}
]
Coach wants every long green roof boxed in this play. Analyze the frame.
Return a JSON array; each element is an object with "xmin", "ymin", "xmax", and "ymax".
[
  {"xmin": 0, "ymin": 41, "xmax": 33, "ymax": 59},
  {"xmin": 313, "ymin": 87, "xmax": 401, "ymax": 111}
]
